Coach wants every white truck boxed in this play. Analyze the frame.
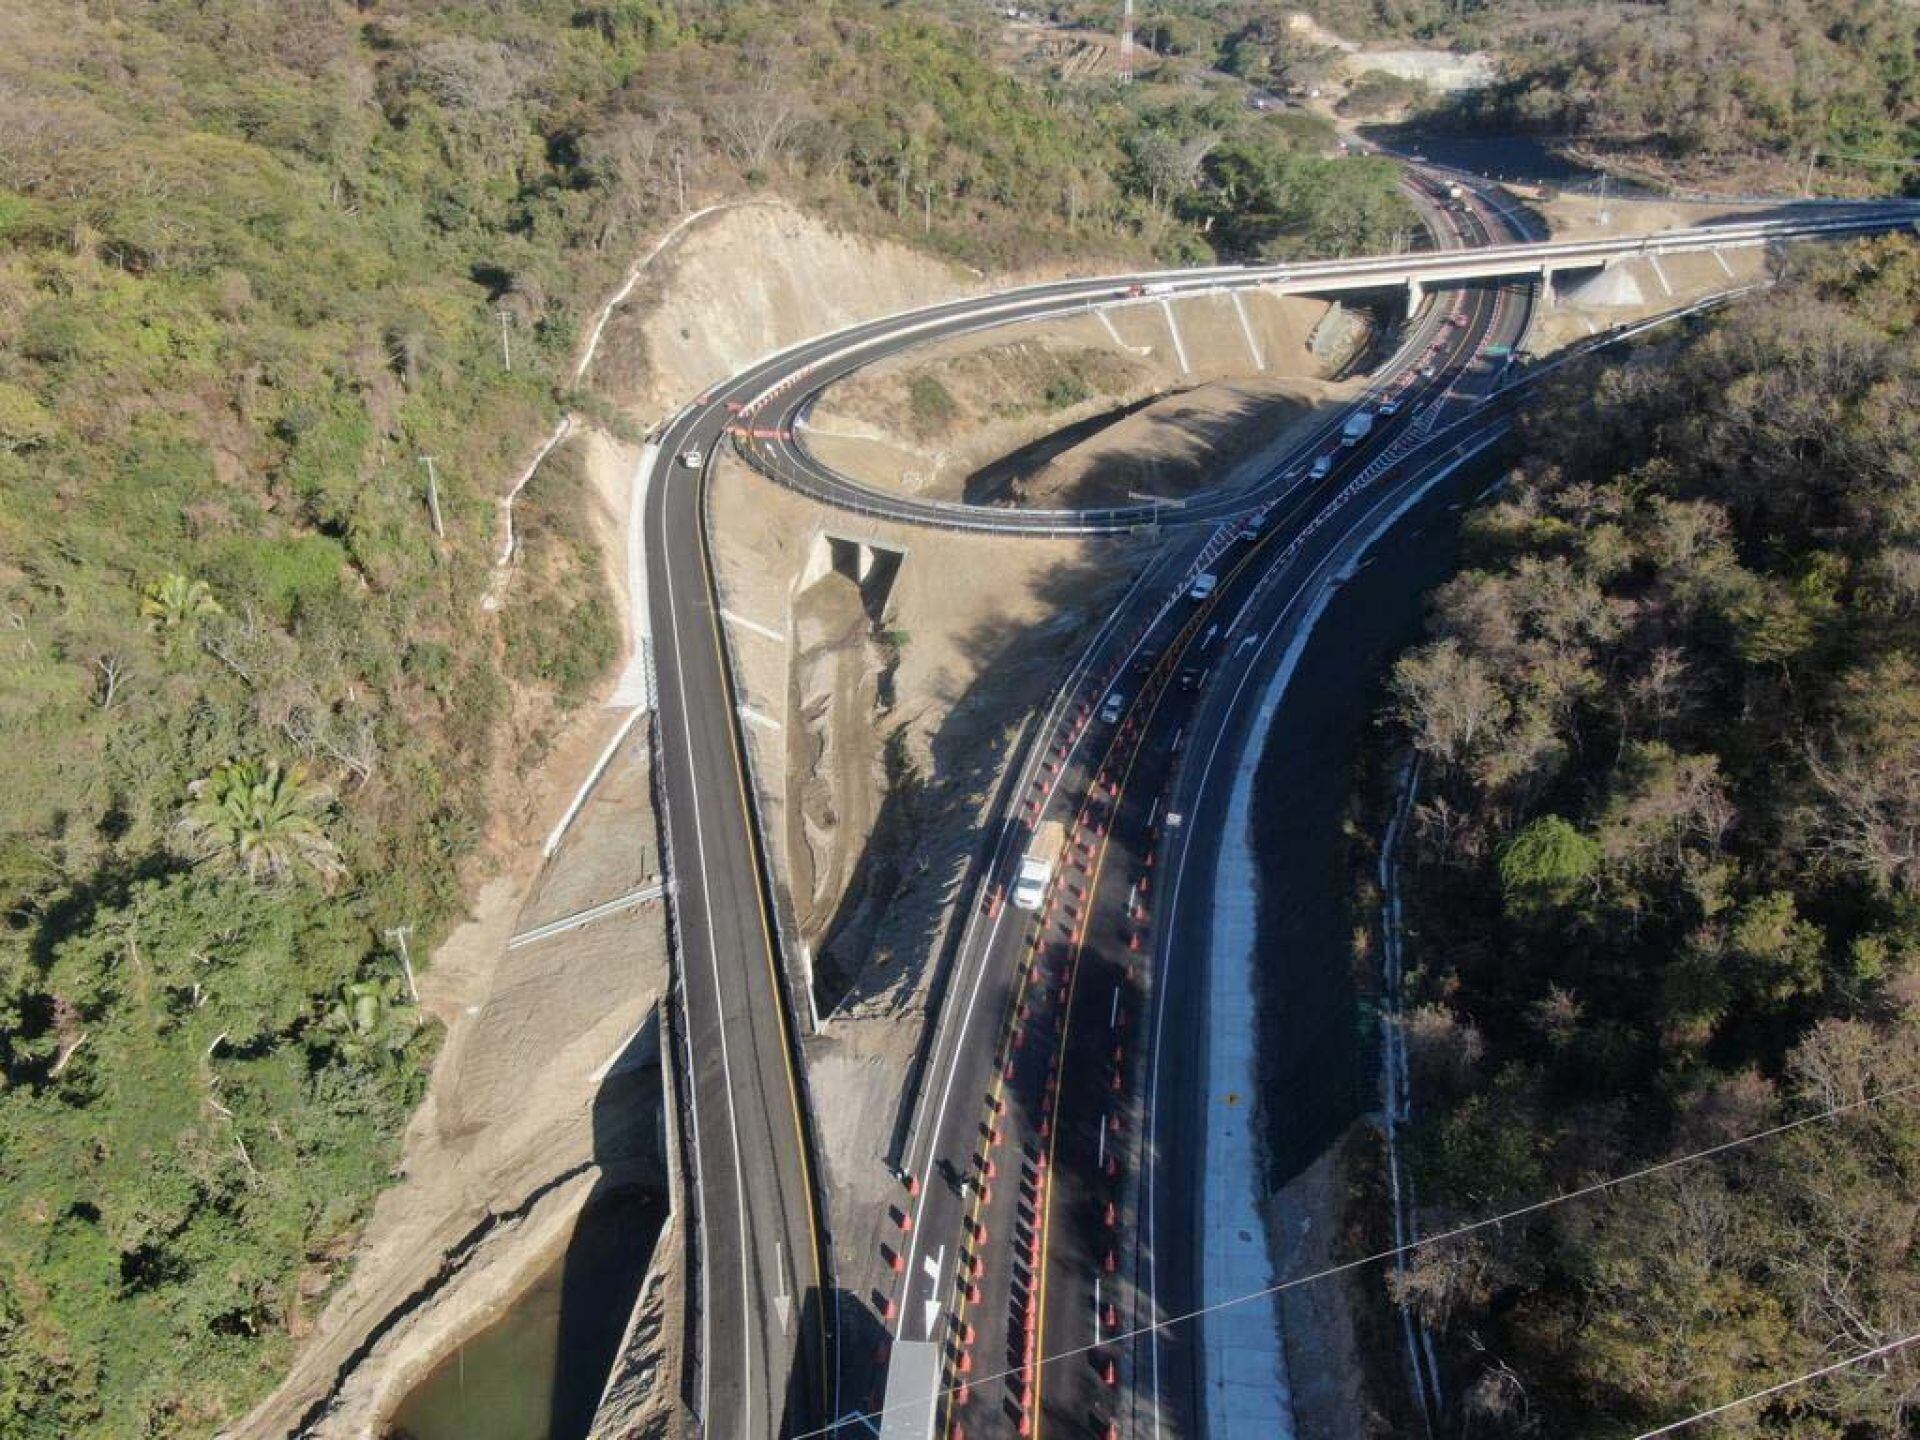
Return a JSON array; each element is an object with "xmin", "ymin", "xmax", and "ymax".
[
  {"xmin": 1012, "ymin": 819, "xmax": 1068, "ymax": 911},
  {"xmin": 1341, "ymin": 410, "xmax": 1374, "ymax": 446}
]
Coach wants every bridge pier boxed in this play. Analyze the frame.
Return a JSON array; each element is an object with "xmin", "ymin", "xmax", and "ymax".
[
  {"xmin": 1539, "ymin": 262, "xmax": 1555, "ymax": 309},
  {"xmin": 1406, "ymin": 275, "xmax": 1424, "ymax": 319}
]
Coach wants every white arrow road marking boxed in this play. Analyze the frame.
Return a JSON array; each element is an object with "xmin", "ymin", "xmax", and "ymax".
[
  {"xmin": 922, "ymin": 1245, "xmax": 946, "ymax": 1338},
  {"xmin": 774, "ymin": 1240, "xmax": 792, "ymax": 1332}
]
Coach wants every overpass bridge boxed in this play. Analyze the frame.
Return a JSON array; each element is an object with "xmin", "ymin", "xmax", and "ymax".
[
  {"xmin": 716, "ymin": 201, "xmax": 1920, "ymax": 537},
  {"xmin": 1253, "ymin": 204, "xmax": 1920, "ymax": 308}
]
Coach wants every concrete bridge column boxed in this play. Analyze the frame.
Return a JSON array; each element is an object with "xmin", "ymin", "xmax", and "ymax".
[
  {"xmin": 1539, "ymin": 262, "xmax": 1555, "ymax": 309},
  {"xmin": 1406, "ymin": 275, "xmax": 1424, "ymax": 319}
]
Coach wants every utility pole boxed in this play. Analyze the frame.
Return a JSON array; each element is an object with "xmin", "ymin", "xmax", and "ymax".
[
  {"xmin": 496, "ymin": 309, "xmax": 513, "ymax": 371},
  {"xmin": 385, "ymin": 925, "xmax": 419, "ymax": 1003},
  {"xmin": 420, "ymin": 456, "xmax": 445, "ymax": 539},
  {"xmin": 1802, "ymin": 147, "xmax": 1820, "ymax": 198},
  {"xmin": 921, "ymin": 181, "xmax": 934, "ymax": 236},
  {"xmin": 1119, "ymin": 0, "xmax": 1134, "ymax": 83}
]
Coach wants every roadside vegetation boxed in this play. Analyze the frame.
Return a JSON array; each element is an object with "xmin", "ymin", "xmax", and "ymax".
[
  {"xmin": 0, "ymin": 1, "xmax": 1415, "ymax": 1433},
  {"xmin": 1374, "ymin": 236, "xmax": 1920, "ymax": 1434}
]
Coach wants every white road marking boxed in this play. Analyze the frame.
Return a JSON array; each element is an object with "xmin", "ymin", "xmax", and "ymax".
[
  {"xmin": 775, "ymin": 1240, "xmax": 793, "ymax": 1332},
  {"xmin": 655, "ymin": 459, "xmax": 760, "ymax": 1437},
  {"xmin": 722, "ymin": 608, "xmax": 786, "ymax": 643},
  {"xmin": 891, "ymin": 554, "xmax": 1179, "ymax": 1319}
]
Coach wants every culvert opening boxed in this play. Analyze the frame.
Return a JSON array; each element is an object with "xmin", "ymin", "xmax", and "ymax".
[{"xmin": 807, "ymin": 532, "xmax": 906, "ymax": 624}]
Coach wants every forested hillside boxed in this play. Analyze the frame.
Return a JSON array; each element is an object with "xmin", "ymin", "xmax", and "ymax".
[
  {"xmin": 1450, "ymin": 0, "xmax": 1920, "ymax": 193},
  {"xmin": 1049, "ymin": 0, "xmax": 1920, "ymax": 195},
  {"xmin": 0, "ymin": 2, "xmax": 1410, "ymax": 1434},
  {"xmin": 1380, "ymin": 236, "xmax": 1920, "ymax": 1434}
]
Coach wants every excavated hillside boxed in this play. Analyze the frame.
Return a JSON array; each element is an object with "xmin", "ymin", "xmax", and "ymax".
[{"xmin": 804, "ymin": 287, "xmax": 1372, "ymax": 508}]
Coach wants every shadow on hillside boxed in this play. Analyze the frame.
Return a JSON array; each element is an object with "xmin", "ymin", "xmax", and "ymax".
[{"xmin": 547, "ymin": 1017, "xmax": 668, "ymax": 1439}]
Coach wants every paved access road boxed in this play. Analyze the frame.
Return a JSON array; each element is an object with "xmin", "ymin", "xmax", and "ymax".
[{"xmin": 647, "ymin": 404, "xmax": 835, "ymax": 1439}]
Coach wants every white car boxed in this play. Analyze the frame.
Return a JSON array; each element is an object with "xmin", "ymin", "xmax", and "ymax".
[
  {"xmin": 1378, "ymin": 397, "xmax": 1402, "ymax": 416},
  {"xmin": 1310, "ymin": 455, "xmax": 1334, "ymax": 479},
  {"xmin": 1189, "ymin": 572, "xmax": 1218, "ymax": 602},
  {"xmin": 1100, "ymin": 690, "xmax": 1126, "ymax": 724},
  {"xmin": 680, "ymin": 446, "xmax": 704, "ymax": 468}
]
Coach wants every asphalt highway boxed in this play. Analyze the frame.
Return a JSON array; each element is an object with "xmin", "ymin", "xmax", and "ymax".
[
  {"xmin": 846, "ymin": 195, "xmax": 1523, "ymax": 1440},
  {"xmin": 647, "ymin": 403, "xmax": 834, "ymax": 1439},
  {"xmin": 640, "ymin": 180, "xmax": 1919, "ymax": 1440}
]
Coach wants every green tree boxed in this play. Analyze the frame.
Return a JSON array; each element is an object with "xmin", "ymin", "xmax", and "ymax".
[
  {"xmin": 139, "ymin": 573, "xmax": 222, "ymax": 633},
  {"xmin": 319, "ymin": 976, "xmax": 422, "ymax": 1067},
  {"xmin": 178, "ymin": 760, "xmax": 344, "ymax": 886},
  {"xmin": 1498, "ymin": 814, "xmax": 1601, "ymax": 903}
]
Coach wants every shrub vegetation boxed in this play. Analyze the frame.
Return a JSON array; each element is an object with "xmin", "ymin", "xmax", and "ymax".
[{"xmin": 1376, "ymin": 237, "xmax": 1920, "ymax": 1435}]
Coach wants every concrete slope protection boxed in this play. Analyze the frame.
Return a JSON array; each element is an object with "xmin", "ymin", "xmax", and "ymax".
[{"xmin": 640, "ymin": 188, "xmax": 1919, "ymax": 1440}]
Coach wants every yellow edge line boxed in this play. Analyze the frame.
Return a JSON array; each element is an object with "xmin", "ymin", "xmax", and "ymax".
[{"xmin": 698, "ymin": 471, "xmax": 834, "ymax": 1407}]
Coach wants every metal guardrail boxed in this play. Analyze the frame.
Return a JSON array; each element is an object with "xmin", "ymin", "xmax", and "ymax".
[{"xmin": 732, "ymin": 259, "xmax": 1470, "ymax": 539}]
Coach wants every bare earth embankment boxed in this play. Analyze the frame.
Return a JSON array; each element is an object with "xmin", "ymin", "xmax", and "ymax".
[{"xmin": 806, "ymin": 287, "xmax": 1371, "ymax": 508}]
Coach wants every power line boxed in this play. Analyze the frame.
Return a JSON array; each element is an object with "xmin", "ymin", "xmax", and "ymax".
[
  {"xmin": 1631, "ymin": 1329, "xmax": 1920, "ymax": 1437},
  {"xmin": 802, "ymin": 1075, "xmax": 1920, "ymax": 1439}
]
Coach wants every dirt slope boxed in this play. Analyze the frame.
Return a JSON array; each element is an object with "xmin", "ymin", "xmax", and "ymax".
[{"xmin": 806, "ymin": 289, "xmax": 1368, "ymax": 505}]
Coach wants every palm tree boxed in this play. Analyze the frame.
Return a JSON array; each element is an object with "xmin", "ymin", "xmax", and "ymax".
[
  {"xmin": 319, "ymin": 976, "xmax": 421, "ymax": 1066},
  {"xmin": 180, "ymin": 759, "xmax": 346, "ymax": 885},
  {"xmin": 141, "ymin": 573, "xmax": 222, "ymax": 632}
]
